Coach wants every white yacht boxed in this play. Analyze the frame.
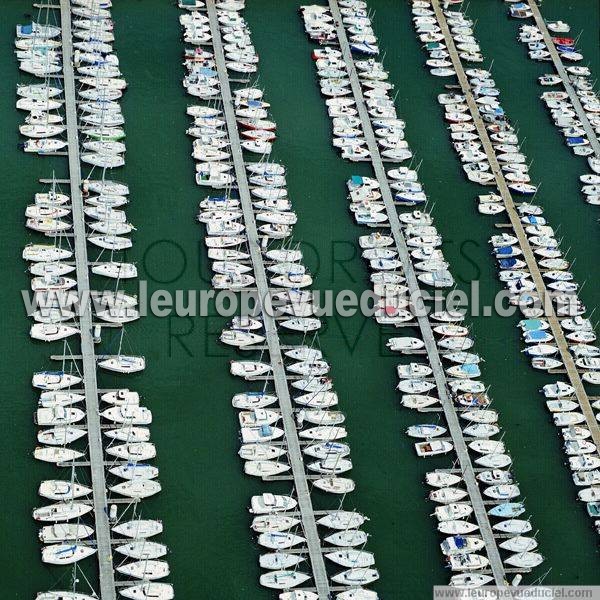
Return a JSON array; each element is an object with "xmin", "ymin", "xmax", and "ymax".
[
  {"xmin": 112, "ymin": 519, "xmax": 163, "ymax": 539},
  {"xmin": 116, "ymin": 560, "xmax": 170, "ymax": 580},
  {"xmin": 250, "ymin": 493, "xmax": 297, "ymax": 514},
  {"xmin": 33, "ymin": 502, "xmax": 93, "ymax": 522},
  {"xmin": 119, "ymin": 583, "xmax": 174, "ymax": 600}
]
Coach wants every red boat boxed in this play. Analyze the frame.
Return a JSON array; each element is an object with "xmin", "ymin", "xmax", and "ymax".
[
  {"xmin": 240, "ymin": 129, "xmax": 276, "ymax": 142},
  {"xmin": 236, "ymin": 118, "xmax": 277, "ymax": 131},
  {"xmin": 552, "ymin": 36, "xmax": 575, "ymax": 46}
]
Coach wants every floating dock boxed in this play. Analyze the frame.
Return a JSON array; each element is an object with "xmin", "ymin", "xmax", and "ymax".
[
  {"xmin": 329, "ymin": 0, "xmax": 508, "ymax": 585},
  {"xmin": 206, "ymin": 2, "xmax": 331, "ymax": 597},
  {"xmin": 58, "ymin": 1, "xmax": 116, "ymax": 598},
  {"xmin": 430, "ymin": 0, "xmax": 600, "ymax": 452},
  {"xmin": 525, "ymin": 0, "xmax": 600, "ymax": 158}
]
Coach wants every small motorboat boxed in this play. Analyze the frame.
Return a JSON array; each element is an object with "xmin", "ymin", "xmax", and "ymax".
[{"xmin": 415, "ymin": 440, "xmax": 453, "ymax": 457}]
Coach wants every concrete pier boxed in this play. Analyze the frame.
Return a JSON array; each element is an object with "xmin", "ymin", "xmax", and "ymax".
[
  {"xmin": 329, "ymin": 0, "xmax": 508, "ymax": 585},
  {"xmin": 525, "ymin": 0, "xmax": 600, "ymax": 158},
  {"xmin": 206, "ymin": 2, "xmax": 330, "ymax": 597},
  {"xmin": 430, "ymin": 0, "xmax": 600, "ymax": 452},
  {"xmin": 59, "ymin": 1, "xmax": 116, "ymax": 598}
]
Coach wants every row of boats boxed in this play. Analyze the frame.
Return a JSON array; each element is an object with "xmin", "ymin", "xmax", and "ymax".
[
  {"xmin": 343, "ymin": 104, "xmax": 543, "ymax": 585},
  {"xmin": 15, "ymin": 10, "xmax": 127, "ymax": 167},
  {"xmin": 413, "ymin": 0, "xmax": 600, "ymax": 533},
  {"xmin": 18, "ymin": 1, "xmax": 173, "ymax": 599},
  {"xmin": 301, "ymin": 4, "xmax": 413, "ymax": 163},
  {"xmin": 515, "ymin": 19, "xmax": 600, "ymax": 206},
  {"xmin": 178, "ymin": 1, "xmax": 379, "ymax": 598},
  {"xmin": 302, "ymin": 0, "xmax": 541, "ymax": 585}
]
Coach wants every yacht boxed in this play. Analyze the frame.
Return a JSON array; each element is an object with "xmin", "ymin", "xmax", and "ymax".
[
  {"xmin": 415, "ymin": 440, "xmax": 453, "ymax": 457},
  {"xmin": 119, "ymin": 583, "xmax": 174, "ymax": 600},
  {"xmin": 406, "ymin": 424, "xmax": 446, "ymax": 438},
  {"xmin": 30, "ymin": 324, "xmax": 79, "ymax": 342},
  {"xmin": 239, "ymin": 445, "xmax": 286, "ymax": 461},
  {"xmin": 39, "ymin": 524, "xmax": 94, "ymax": 544},
  {"xmin": 240, "ymin": 425, "xmax": 284, "ymax": 444},
  {"xmin": 116, "ymin": 560, "xmax": 170, "ymax": 580},
  {"xmin": 437, "ymin": 518, "xmax": 479, "ymax": 536},
  {"xmin": 251, "ymin": 514, "xmax": 300, "ymax": 533},
  {"xmin": 112, "ymin": 519, "xmax": 163, "ymax": 539},
  {"xmin": 38, "ymin": 427, "xmax": 87, "ymax": 446},
  {"xmin": 430, "ymin": 487, "xmax": 469, "ymax": 503},
  {"xmin": 250, "ymin": 493, "xmax": 297, "ymax": 514},
  {"xmin": 34, "ymin": 447, "xmax": 84, "ymax": 464},
  {"xmin": 259, "ymin": 571, "xmax": 310, "ymax": 590},
  {"xmin": 98, "ymin": 355, "xmax": 145, "ymax": 373},
  {"xmin": 299, "ymin": 426, "xmax": 346, "ymax": 441},
  {"xmin": 33, "ymin": 502, "xmax": 93, "ymax": 522},
  {"xmin": 35, "ymin": 406, "xmax": 85, "ymax": 426},
  {"xmin": 105, "ymin": 426, "xmax": 150, "ymax": 443},
  {"xmin": 42, "ymin": 544, "xmax": 96, "ymax": 565},
  {"xmin": 232, "ymin": 392, "xmax": 277, "ymax": 409},
  {"xmin": 115, "ymin": 540, "xmax": 168, "ymax": 560},
  {"xmin": 101, "ymin": 405, "xmax": 152, "ymax": 425}
]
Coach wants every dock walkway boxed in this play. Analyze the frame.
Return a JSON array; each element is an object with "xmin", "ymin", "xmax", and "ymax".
[
  {"xmin": 59, "ymin": 1, "xmax": 116, "ymax": 598},
  {"xmin": 525, "ymin": 0, "xmax": 600, "ymax": 158},
  {"xmin": 430, "ymin": 0, "xmax": 600, "ymax": 452},
  {"xmin": 206, "ymin": 2, "xmax": 330, "ymax": 597},
  {"xmin": 329, "ymin": 0, "xmax": 507, "ymax": 585}
]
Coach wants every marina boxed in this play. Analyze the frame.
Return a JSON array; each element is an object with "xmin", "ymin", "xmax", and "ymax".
[
  {"xmin": 16, "ymin": 0, "xmax": 170, "ymax": 598},
  {"xmin": 2, "ymin": 0, "xmax": 599, "ymax": 598},
  {"xmin": 302, "ymin": 0, "xmax": 547, "ymax": 585},
  {"xmin": 178, "ymin": 0, "xmax": 381, "ymax": 596},
  {"xmin": 508, "ymin": 2, "xmax": 600, "ymax": 206},
  {"xmin": 523, "ymin": 0, "xmax": 600, "ymax": 157},
  {"xmin": 203, "ymin": 1, "xmax": 331, "ymax": 596},
  {"xmin": 57, "ymin": 1, "xmax": 115, "ymax": 597},
  {"xmin": 411, "ymin": 0, "xmax": 600, "ymax": 526}
]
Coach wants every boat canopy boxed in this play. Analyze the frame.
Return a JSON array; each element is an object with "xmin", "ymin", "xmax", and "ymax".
[
  {"xmin": 521, "ymin": 319, "xmax": 544, "ymax": 331},
  {"xmin": 527, "ymin": 330, "xmax": 549, "ymax": 341}
]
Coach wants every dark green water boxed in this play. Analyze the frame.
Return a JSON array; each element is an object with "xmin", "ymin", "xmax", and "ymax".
[{"xmin": 0, "ymin": 1, "xmax": 598, "ymax": 599}]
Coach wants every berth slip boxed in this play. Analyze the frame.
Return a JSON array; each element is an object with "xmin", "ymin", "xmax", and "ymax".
[
  {"xmin": 409, "ymin": 0, "xmax": 600, "ymax": 530},
  {"xmin": 300, "ymin": 0, "xmax": 546, "ymax": 585},
  {"xmin": 17, "ymin": 1, "xmax": 170, "ymax": 598},
  {"xmin": 178, "ymin": 0, "xmax": 377, "ymax": 597}
]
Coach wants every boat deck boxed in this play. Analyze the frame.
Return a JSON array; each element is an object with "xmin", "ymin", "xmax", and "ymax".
[
  {"xmin": 430, "ymin": 0, "xmax": 600, "ymax": 453},
  {"xmin": 59, "ymin": 1, "xmax": 116, "ymax": 598},
  {"xmin": 329, "ymin": 0, "xmax": 508, "ymax": 586},
  {"xmin": 206, "ymin": 2, "xmax": 331, "ymax": 597}
]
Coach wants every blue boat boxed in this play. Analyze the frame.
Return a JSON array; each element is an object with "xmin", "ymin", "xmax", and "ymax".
[
  {"xmin": 524, "ymin": 330, "xmax": 553, "ymax": 343},
  {"xmin": 566, "ymin": 137, "xmax": 587, "ymax": 147},
  {"xmin": 556, "ymin": 44, "xmax": 577, "ymax": 53},
  {"xmin": 494, "ymin": 245, "xmax": 522, "ymax": 257},
  {"xmin": 196, "ymin": 66, "xmax": 218, "ymax": 78},
  {"xmin": 488, "ymin": 502, "xmax": 525, "ymax": 518},
  {"xmin": 350, "ymin": 41, "xmax": 379, "ymax": 56},
  {"xmin": 448, "ymin": 363, "xmax": 481, "ymax": 378},
  {"xmin": 587, "ymin": 502, "xmax": 600, "ymax": 517},
  {"xmin": 521, "ymin": 215, "xmax": 546, "ymax": 225},
  {"xmin": 347, "ymin": 175, "xmax": 369, "ymax": 190},
  {"xmin": 498, "ymin": 258, "xmax": 519, "ymax": 269},
  {"xmin": 519, "ymin": 318, "xmax": 547, "ymax": 332},
  {"xmin": 394, "ymin": 192, "xmax": 426, "ymax": 206}
]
